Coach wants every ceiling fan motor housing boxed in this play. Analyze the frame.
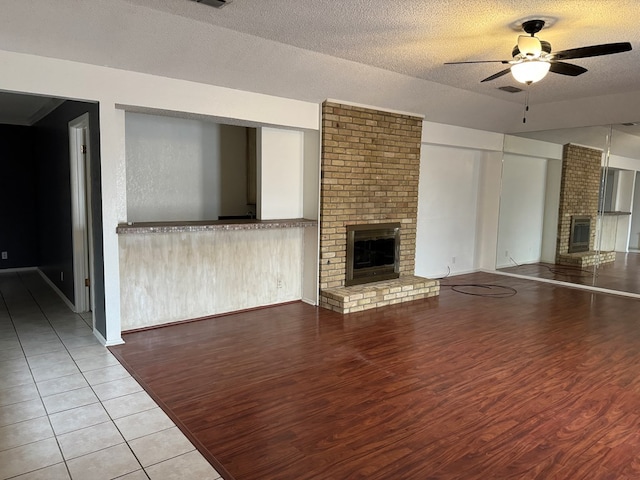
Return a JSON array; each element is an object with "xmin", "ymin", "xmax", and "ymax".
[{"xmin": 512, "ymin": 40, "xmax": 552, "ymax": 59}]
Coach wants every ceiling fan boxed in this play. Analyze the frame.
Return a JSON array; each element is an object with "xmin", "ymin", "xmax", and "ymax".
[{"xmin": 445, "ymin": 19, "xmax": 632, "ymax": 85}]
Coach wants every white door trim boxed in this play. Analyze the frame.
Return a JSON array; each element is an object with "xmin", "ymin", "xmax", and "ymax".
[{"xmin": 69, "ymin": 113, "xmax": 93, "ymax": 314}]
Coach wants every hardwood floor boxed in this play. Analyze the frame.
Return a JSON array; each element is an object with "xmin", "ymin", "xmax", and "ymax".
[
  {"xmin": 110, "ymin": 272, "xmax": 640, "ymax": 479},
  {"xmin": 498, "ymin": 251, "xmax": 640, "ymax": 295}
]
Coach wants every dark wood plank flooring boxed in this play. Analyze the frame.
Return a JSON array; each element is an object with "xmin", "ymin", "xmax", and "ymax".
[
  {"xmin": 110, "ymin": 272, "xmax": 640, "ymax": 479},
  {"xmin": 498, "ymin": 251, "xmax": 640, "ymax": 295}
]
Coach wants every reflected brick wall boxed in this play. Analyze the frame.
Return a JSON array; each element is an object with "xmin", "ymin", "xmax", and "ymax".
[{"xmin": 556, "ymin": 143, "xmax": 602, "ymax": 258}]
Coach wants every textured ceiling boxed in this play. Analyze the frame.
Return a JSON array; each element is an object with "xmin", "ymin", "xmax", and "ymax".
[
  {"xmin": 2, "ymin": 0, "xmax": 640, "ymax": 131},
  {"xmin": 125, "ymin": 0, "xmax": 640, "ymax": 104}
]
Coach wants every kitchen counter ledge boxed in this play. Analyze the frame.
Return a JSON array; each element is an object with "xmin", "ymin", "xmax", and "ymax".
[{"xmin": 116, "ymin": 218, "xmax": 317, "ymax": 234}]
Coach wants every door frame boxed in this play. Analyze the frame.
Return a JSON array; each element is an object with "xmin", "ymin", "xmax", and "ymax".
[{"xmin": 69, "ymin": 113, "xmax": 94, "ymax": 316}]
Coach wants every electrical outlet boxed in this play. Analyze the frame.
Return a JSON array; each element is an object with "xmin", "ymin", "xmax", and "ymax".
[
  {"xmin": 452, "ymin": 256, "xmax": 456, "ymax": 264},
  {"xmin": 1, "ymin": 251, "xmax": 7, "ymax": 260},
  {"xmin": 277, "ymin": 279, "xmax": 283, "ymax": 289},
  {"xmin": 505, "ymin": 250, "xmax": 509, "ymax": 257}
]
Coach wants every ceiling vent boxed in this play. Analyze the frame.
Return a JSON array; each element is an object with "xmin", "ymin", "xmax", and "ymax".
[
  {"xmin": 194, "ymin": 0, "xmax": 233, "ymax": 8},
  {"xmin": 498, "ymin": 86, "xmax": 523, "ymax": 93}
]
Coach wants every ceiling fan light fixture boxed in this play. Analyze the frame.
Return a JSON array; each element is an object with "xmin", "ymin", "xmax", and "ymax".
[
  {"xmin": 511, "ymin": 60, "xmax": 551, "ymax": 84},
  {"xmin": 517, "ymin": 35, "xmax": 542, "ymax": 58}
]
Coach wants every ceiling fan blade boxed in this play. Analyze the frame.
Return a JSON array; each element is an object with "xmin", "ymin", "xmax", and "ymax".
[
  {"xmin": 549, "ymin": 61, "xmax": 588, "ymax": 76},
  {"xmin": 481, "ymin": 68, "xmax": 512, "ymax": 83},
  {"xmin": 553, "ymin": 42, "xmax": 632, "ymax": 60},
  {"xmin": 444, "ymin": 60, "xmax": 510, "ymax": 65}
]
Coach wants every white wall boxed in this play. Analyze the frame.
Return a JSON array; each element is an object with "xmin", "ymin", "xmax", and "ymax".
[
  {"xmin": 614, "ymin": 170, "xmax": 635, "ymax": 212},
  {"xmin": 631, "ymin": 172, "xmax": 640, "ymax": 249},
  {"xmin": 422, "ymin": 121, "xmax": 504, "ymax": 151},
  {"xmin": 257, "ymin": 127, "xmax": 304, "ymax": 220},
  {"xmin": 416, "ymin": 122, "xmax": 504, "ymax": 279},
  {"xmin": 126, "ymin": 113, "xmax": 249, "ymax": 222},
  {"xmin": 496, "ymin": 154, "xmax": 548, "ymax": 268},
  {"xmin": 605, "ymin": 157, "xmax": 640, "ymax": 251},
  {"xmin": 474, "ymin": 151, "xmax": 503, "ymax": 271},
  {"xmin": 500, "ymin": 135, "xmax": 564, "ymax": 268},
  {"xmin": 608, "ymin": 154, "xmax": 640, "ymax": 172},
  {"xmin": 503, "ymin": 136, "xmax": 564, "ymax": 161},
  {"xmin": 600, "ymin": 168, "xmax": 636, "ymax": 252},
  {"xmin": 302, "ymin": 130, "xmax": 320, "ymax": 305},
  {"xmin": 416, "ymin": 144, "xmax": 482, "ymax": 277},
  {"xmin": 541, "ymin": 160, "xmax": 562, "ymax": 263},
  {"xmin": 614, "ymin": 170, "xmax": 635, "ymax": 251}
]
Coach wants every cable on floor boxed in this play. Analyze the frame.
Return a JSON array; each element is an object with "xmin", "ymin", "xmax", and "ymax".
[
  {"xmin": 439, "ymin": 282, "xmax": 518, "ymax": 298},
  {"xmin": 509, "ymin": 256, "xmax": 596, "ymax": 278}
]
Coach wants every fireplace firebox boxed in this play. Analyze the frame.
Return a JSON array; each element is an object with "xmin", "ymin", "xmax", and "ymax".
[
  {"xmin": 345, "ymin": 223, "xmax": 400, "ymax": 286},
  {"xmin": 568, "ymin": 216, "xmax": 591, "ymax": 253}
]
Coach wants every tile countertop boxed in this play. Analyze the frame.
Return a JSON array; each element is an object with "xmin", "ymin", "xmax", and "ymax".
[{"xmin": 116, "ymin": 218, "xmax": 318, "ymax": 234}]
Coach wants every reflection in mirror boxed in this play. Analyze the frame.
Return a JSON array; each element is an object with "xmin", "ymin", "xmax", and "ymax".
[{"xmin": 497, "ymin": 124, "xmax": 640, "ymax": 296}]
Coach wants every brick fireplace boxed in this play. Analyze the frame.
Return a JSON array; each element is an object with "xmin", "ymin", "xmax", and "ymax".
[{"xmin": 318, "ymin": 101, "xmax": 439, "ymax": 313}]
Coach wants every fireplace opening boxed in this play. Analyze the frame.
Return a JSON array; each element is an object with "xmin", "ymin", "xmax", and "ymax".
[
  {"xmin": 568, "ymin": 216, "xmax": 591, "ymax": 253},
  {"xmin": 345, "ymin": 223, "xmax": 400, "ymax": 286}
]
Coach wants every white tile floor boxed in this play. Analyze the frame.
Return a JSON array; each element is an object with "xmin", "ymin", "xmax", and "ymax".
[{"xmin": 0, "ymin": 271, "xmax": 222, "ymax": 480}]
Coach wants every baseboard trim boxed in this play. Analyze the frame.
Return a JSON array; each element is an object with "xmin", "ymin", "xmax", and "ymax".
[
  {"xmin": 484, "ymin": 268, "xmax": 640, "ymax": 300},
  {"xmin": 122, "ymin": 300, "xmax": 302, "ymax": 334},
  {"xmin": 37, "ymin": 268, "xmax": 76, "ymax": 311},
  {"xmin": 301, "ymin": 296, "xmax": 317, "ymax": 306},
  {"xmin": 94, "ymin": 328, "xmax": 124, "ymax": 347}
]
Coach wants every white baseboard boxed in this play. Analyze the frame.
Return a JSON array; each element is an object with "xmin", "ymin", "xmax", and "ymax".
[
  {"xmin": 93, "ymin": 328, "xmax": 124, "ymax": 346},
  {"xmin": 37, "ymin": 268, "xmax": 76, "ymax": 312},
  {"xmin": 487, "ymin": 269, "xmax": 640, "ymax": 300},
  {"xmin": 301, "ymin": 296, "xmax": 317, "ymax": 306}
]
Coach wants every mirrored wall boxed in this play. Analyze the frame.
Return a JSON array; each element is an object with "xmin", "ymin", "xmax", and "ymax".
[{"xmin": 496, "ymin": 123, "xmax": 640, "ymax": 295}]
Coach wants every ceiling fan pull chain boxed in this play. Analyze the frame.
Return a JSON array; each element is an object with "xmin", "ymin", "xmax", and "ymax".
[{"xmin": 523, "ymin": 88, "xmax": 530, "ymax": 123}]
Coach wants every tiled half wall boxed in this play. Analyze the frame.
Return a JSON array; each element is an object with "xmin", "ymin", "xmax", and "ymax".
[{"xmin": 318, "ymin": 101, "xmax": 439, "ymax": 313}]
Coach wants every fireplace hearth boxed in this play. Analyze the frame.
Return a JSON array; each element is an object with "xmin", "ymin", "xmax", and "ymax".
[{"xmin": 345, "ymin": 223, "xmax": 400, "ymax": 286}]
